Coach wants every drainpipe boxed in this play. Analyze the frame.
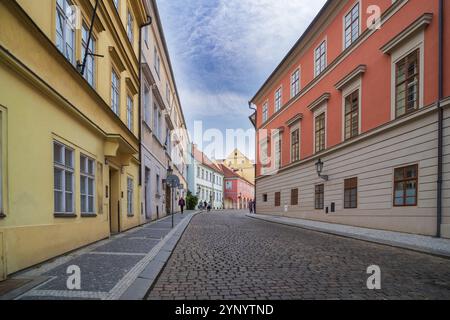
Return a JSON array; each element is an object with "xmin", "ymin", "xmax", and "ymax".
[
  {"xmin": 248, "ymin": 101, "xmax": 257, "ymax": 212},
  {"xmin": 436, "ymin": 0, "xmax": 444, "ymax": 238},
  {"xmin": 138, "ymin": 16, "xmax": 153, "ymax": 187}
]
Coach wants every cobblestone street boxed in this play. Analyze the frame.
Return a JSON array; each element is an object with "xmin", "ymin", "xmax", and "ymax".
[{"xmin": 147, "ymin": 211, "xmax": 450, "ymax": 300}]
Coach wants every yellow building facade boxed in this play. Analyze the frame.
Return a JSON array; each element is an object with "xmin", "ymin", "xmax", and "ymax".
[
  {"xmin": 218, "ymin": 149, "xmax": 255, "ymax": 184},
  {"xmin": 0, "ymin": 0, "xmax": 148, "ymax": 280}
]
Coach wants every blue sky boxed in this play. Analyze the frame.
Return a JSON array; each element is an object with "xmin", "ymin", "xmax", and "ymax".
[{"xmin": 156, "ymin": 0, "xmax": 327, "ymax": 160}]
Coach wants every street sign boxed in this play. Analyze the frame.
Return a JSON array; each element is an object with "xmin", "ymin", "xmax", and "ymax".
[{"xmin": 166, "ymin": 175, "xmax": 180, "ymax": 188}]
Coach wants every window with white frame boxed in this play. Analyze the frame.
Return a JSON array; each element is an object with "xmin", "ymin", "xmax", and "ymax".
[
  {"xmin": 157, "ymin": 110, "xmax": 162, "ymax": 140},
  {"xmin": 111, "ymin": 69, "xmax": 120, "ymax": 115},
  {"xmin": 82, "ymin": 23, "xmax": 95, "ymax": 87},
  {"xmin": 127, "ymin": 95, "xmax": 133, "ymax": 131},
  {"xmin": 144, "ymin": 85, "xmax": 151, "ymax": 125},
  {"xmin": 291, "ymin": 69, "xmax": 300, "ymax": 98},
  {"xmin": 274, "ymin": 132, "xmax": 282, "ymax": 169},
  {"xmin": 56, "ymin": 0, "xmax": 75, "ymax": 64},
  {"xmin": 80, "ymin": 154, "xmax": 95, "ymax": 214},
  {"xmin": 315, "ymin": 40, "xmax": 327, "ymax": 77},
  {"xmin": 154, "ymin": 46, "xmax": 160, "ymax": 77},
  {"xmin": 127, "ymin": 9, "xmax": 134, "ymax": 45},
  {"xmin": 262, "ymin": 102, "xmax": 268, "ymax": 123},
  {"xmin": 127, "ymin": 177, "xmax": 134, "ymax": 216},
  {"xmin": 54, "ymin": 141, "xmax": 74, "ymax": 214},
  {"xmin": 274, "ymin": 88, "xmax": 282, "ymax": 112},
  {"xmin": 344, "ymin": 3, "xmax": 360, "ymax": 49},
  {"xmin": 153, "ymin": 104, "xmax": 158, "ymax": 135}
]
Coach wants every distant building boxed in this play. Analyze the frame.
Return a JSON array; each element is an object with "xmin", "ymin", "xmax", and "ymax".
[
  {"xmin": 217, "ymin": 149, "xmax": 255, "ymax": 184},
  {"xmin": 218, "ymin": 165, "xmax": 255, "ymax": 210},
  {"xmin": 187, "ymin": 145, "xmax": 224, "ymax": 209}
]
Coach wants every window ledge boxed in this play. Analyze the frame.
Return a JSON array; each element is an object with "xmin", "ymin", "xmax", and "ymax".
[
  {"xmin": 0, "ymin": 213, "xmax": 6, "ymax": 219},
  {"xmin": 54, "ymin": 213, "xmax": 77, "ymax": 218},
  {"xmin": 81, "ymin": 213, "xmax": 97, "ymax": 218},
  {"xmin": 127, "ymin": 214, "xmax": 134, "ymax": 218}
]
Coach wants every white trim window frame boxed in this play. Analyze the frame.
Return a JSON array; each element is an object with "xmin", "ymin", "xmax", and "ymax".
[
  {"xmin": 56, "ymin": 0, "xmax": 75, "ymax": 65},
  {"xmin": 341, "ymin": 78, "xmax": 362, "ymax": 141},
  {"xmin": 143, "ymin": 82, "xmax": 151, "ymax": 126},
  {"xmin": 313, "ymin": 103, "xmax": 327, "ymax": 154},
  {"xmin": 127, "ymin": 95, "xmax": 134, "ymax": 131},
  {"xmin": 111, "ymin": 68, "xmax": 120, "ymax": 115},
  {"xmin": 314, "ymin": 39, "xmax": 327, "ymax": 77},
  {"xmin": 343, "ymin": 1, "xmax": 361, "ymax": 50},
  {"xmin": 262, "ymin": 101, "xmax": 268, "ymax": 123},
  {"xmin": 291, "ymin": 68, "xmax": 300, "ymax": 98},
  {"xmin": 53, "ymin": 141, "xmax": 75, "ymax": 214},
  {"xmin": 290, "ymin": 123, "xmax": 301, "ymax": 163},
  {"xmin": 80, "ymin": 154, "xmax": 95, "ymax": 214},
  {"xmin": 389, "ymin": 32, "xmax": 425, "ymax": 120},
  {"xmin": 127, "ymin": 176, "xmax": 134, "ymax": 216},
  {"xmin": 127, "ymin": 8, "xmax": 134, "ymax": 45},
  {"xmin": 274, "ymin": 87, "xmax": 282, "ymax": 112},
  {"xmin": 82, "ymin": 23, "xmax": 96, "ymax": 88}
]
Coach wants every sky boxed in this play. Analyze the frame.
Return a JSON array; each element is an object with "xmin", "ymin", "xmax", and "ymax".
[{"xmin": 156, "ymin": 0, "xmax": 327, "ymax": 161}]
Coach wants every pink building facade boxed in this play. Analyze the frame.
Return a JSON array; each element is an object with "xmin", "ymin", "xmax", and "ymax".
[{"xmin": 220, "ymin": 165, "xmax": 255, "ymax": 210}]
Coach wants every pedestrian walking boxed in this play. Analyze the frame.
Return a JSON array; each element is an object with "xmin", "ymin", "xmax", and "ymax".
[
  {"xmin": 178, "ymin": 197, "xmax": 185, "ymax": 214},
  {"xmin": 249, "ymin": 200, "xmax": 253, "ymax": 213}
]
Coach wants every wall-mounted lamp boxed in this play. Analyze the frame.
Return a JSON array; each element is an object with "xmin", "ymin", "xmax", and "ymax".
[{"xmin": 315, "ymin": 158, "xmax": 329, "ymax": 181}]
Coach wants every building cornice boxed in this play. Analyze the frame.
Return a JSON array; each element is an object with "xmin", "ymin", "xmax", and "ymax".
[
  {"xmin": 335, "ymin": 65, "xmax": 367, "ymax": 91},
  {"xmin": 381, "ymin": 13, "xmax": 433, "ymax": 54}
]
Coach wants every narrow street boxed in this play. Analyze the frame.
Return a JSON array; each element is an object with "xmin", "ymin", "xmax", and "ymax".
[{"xmin": 147, "ymin": 210, "xmax": 450, "ymax": 300}]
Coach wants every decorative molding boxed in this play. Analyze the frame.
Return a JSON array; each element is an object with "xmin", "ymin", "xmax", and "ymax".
[
  {"xmin": 286, "ymin": 113, "xmax": 304, "ymax": 127},
  {"xmin": 381, "ymin": 13, "xmax": 433, "ymax": 54},
  {"xmin": 335, "ymin": 65, "xmax": 367, "ymax": 91},
  {"xmin": 125, "ymin": 77, "xmax": 138, "ymax": 95},
  {"xmin": 308, "ymin": 93, "xmax": 330, "ymax": 112},
  {"xmin": 109, "ymin": 46, "xmax": 126, "ymax": 72}
]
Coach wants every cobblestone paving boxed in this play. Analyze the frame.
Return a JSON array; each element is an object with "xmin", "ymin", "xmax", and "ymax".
[{"xmin": 147, "ymin": 211, "xmax": 450, "ymax": 300}]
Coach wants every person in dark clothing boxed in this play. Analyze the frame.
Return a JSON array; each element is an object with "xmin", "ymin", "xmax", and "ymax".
[
  {"xmin": 249, "ymin": 200, "xmax": 254, "ymax": 213},
  {"xmin": 178, "ymin": 197, "xmax": 185, "ymax": 214}
]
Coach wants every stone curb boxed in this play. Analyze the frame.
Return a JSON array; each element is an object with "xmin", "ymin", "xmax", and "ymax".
[
  {"xmin": 119, "ymin": 211, "xmax": 201, "ymax": 300},
  {"xmin": 247, "ymin": 214, "xmax": 450, "ymax": 259}
]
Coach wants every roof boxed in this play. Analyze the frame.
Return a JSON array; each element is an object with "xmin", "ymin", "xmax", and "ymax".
[
  {"xmin": 192, "ymin": 145, "xmax": 224, "ymax": 174},
  {"xmin": 250, "ymin": 0, "xmax": 333, "ymax": 104},
  {"xmin": 217, "ymin": 164, "xmax": 254, "ymax": 186}
]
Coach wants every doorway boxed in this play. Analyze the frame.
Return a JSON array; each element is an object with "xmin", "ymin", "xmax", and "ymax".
[
  {"xmin": 165, "ymin": 185, "xmax": 171, "ymax": 215},
  {"xmin": 109, "ymin": 167, "xmax": 120, "ymax": 234},
  {"xmin": 144, "ymin": 167, "xmax": 151, "ymax": 220}
]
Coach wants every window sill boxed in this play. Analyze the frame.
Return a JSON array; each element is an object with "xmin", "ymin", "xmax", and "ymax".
[
  {"xmin": 0, "ymin": 213, "xmax": 6, "ymax": 219},
  {"xmin": 54, "ymin": 213, "xmax": 77, "ymax": 218},
  {"xmin": 81, "ymin": 213, "xmax": 97, "ymax": 218},
  {"xmin": 127, "ymin": 214, "xmax": 134, "ymax": 218}
]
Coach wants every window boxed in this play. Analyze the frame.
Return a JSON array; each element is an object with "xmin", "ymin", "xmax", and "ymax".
[
  {"xmin": 166, "ymin": 83, "xmax": 171, "ymax": 105},
  {"xmin": 274, "ymin": 133, "xmax": 282, "ymax": 169},
  {"xmin": 275, "ymin": 88, "xmax": 282, "ymax": 112},
  {"xmin": 315, "ymin": 184, "xmax": 324, "ymax": 209},
  {"xmin": 56, "ymin": 0, "xmax": 75, "ymax": 64},
  {"xmin": 156, "ymin": 174, "xmax": 160, "ymax": 195},
  {"xmin": 80, "ymin": 155, "xmax": 95, "ymax": 214},
  {"xmin": 314, "ymin": 40, "xmax": 327, "ymax": 76},
  {"xmin": 54, "ymin": 141, "xmax": 74, "ymax": 214},
  {"xmin": 394, "ymin": 165, "xmax": 418, "ymax": 206},
  {"xmin": 344, "ymin": 3, "xmax": 360, "ymax": 49},
  {"xmin": 262, "ymin": 102, "xmax": 268, "ymax": 123},
  {"xmin": 395, "ymin": 49, "xmax": 419, "ymax": 118},
  {"xmin": 153, "ymin": 104, "xmax": 158, "ymax": 135},
  {"xmin": 274, "ymin": 192, "xmax": 281, "ymax": 207},
  {"xmin": 111, "ymin": 69, "xmax": 120, "ymax": 115},
  {"xmin": 291, "ymin": 69, "xmax": 300, "ymax": 97},
  {"xmin": 127, "ymin": 95, "xmax": 133, "ymax": 131},
  {"xmin": 157, "ymin": 111, "xmax": 162, "ymax": 140},
  {"xmin": 262, "ymin": 194, "xmax": 268, "ymax": 202},
  {"xmin": 315, "ymin": 113, "xmax": 326, "ymax": 153},
  {"xmin": 344, "ymin": 90, "xmax": 359, "ymax": 140},
  {"xmin": 127, "ymin": 177, "xmax": 134, "ymax": 216},
  {"xmin": 291, "ymin": 188, "xmax": 298, "ymax": 206},
  {"xmin": 291, "ymin": 129, "xmax": 300, "ymax": 162},
  {"xmin": 226, "ymin": 181, "xmax": 232, "ymax": 190},
  {"xmin": 127, "ymin": 9, "xmax": 134, "ymax": 44},
  {"xmin": 154, "ymin": 46, "xmax": 160, "ymax": 77},
  {"xmin": 81, "ymin": 24, "xmax": 95, "ymax": 87},
  {"xmin": 344, "ymin": 178, "xmax": 357, "ymax": 209},
  {"xmin": 143, "ymin": 85, "xmax": 151, "ymax": 125}
]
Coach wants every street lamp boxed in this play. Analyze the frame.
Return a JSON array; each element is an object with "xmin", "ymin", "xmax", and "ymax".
[{"xmin": 315, "ymin": 158, "xmax": 329, "ymax": 181}]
